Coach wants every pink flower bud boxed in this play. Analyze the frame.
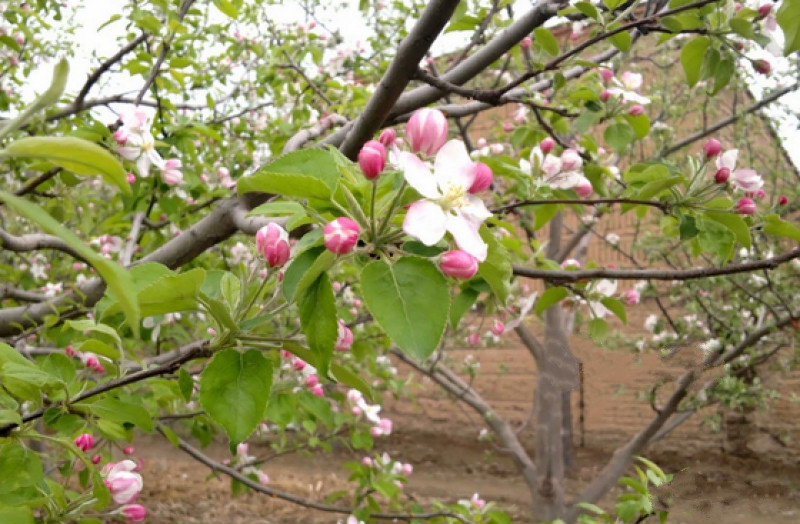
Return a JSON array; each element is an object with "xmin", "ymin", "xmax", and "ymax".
[
  {"xmin": 491, "ymin": 321, "xmax": 505, "ymax": 336},
  {"xmin": 628, "ymin": 104, "xmax": 645, "ymax": 116},
  {"xmin": 779, "ymin": 194, "xmax": 788, "ymax": 206},
  {"xmin": 575, "ymin": 179, "xmax": 593, "ymax": 198},
  {"xmin": 599, "ymin": 89, "xmax": 611, "ymax": 102},
  {"xmin": 65, "ymin": 345, "xmax": 75, "ymax": 357},
  {"xmin": 714, "ymin": 167, "xmax": 730, "ymax": 184},
  {"xmin": 520, "ymin": 36, "xmax": 532, "ymax": 50},
  {"xmin": 335, "ymin": 320, "xmax": 354, "ymax": 351},
  {"xmin": 120, "ymin": 504, "xmax": 147, "ymax": 523},
  {"xmin": 622, "ymin": 289, "xmax": 640, "ymax": 305},
  {"xmin": 123, "ymin": 446, "xmax": 135, "ymax": 455},
  {"xmin": 540, "ymin": 137, "xmax": 555, "ymax": 154},
  {"xmin": 599, "ymin": 67, "xmax": 614, "ymax": 83},
  {"xmin": 347, "ymin": 389, "xmax": 363, "ymax": 404},
  {"xmin": 561, "ymin": 149, "xmax": 582, "ymax": 171},
  {"xmin": 736, "ymin": 197, "xmax": 757, "ymax": 215},
  {"xmin": 378, "ymin": 128, "xmax": 396, "ymax": 148},
  {"xmin": 401, "ymin": 463, "xmax": 414, "ymax": 476},
  {"xmin": 561, "ymin": 259, "xmax": 581, "ymax": 269},
  {"xmin": 323, "ymin": 217, "xmax": 360, "ymax": 255},
  {"xmin": 126, "ymin": 173, "xmax": 136, "ymax": 184},
  {"xmin": 370, "ymin": 426, "xmax": 383, "ymax": 437},
  {"xmin": 439, "ymin": 250, "xmax": 479, "ymax": 279},
  {"xmin": 502, "ymin": 122, "xmax": 513, "ymax": 132},
  {"xmin": 161, "ymin": 158, "xmax": 183, "ymax": 186},
  {"xmin": 358, "ymin": 140, "xmax": 387, "ymax": 180},
  {"xmin": 105, "ymin": 461, "xmax": 143, "ymax": 505},
  {"xmin": 467, "ymin": 333, "xmax": 481, "ymax": 346},
  {"xmin": 236, "ymin": 442, "xmax": 249, "ymax": 456},
  {"xmin": 469, "ymin": 163, "xmax": 493, "ymax": 194},
  {"xmin": 305, "ymin": 374, "xmax": 319, "ymax": 388},
  {"xmin": 91, "ymin": 454, "xmax": 102, "ymax": 464},
  {"xmin": 406, "ymin": 108, "xmax": 448, "ymax": 155},
  {"xmin": 758, "ymin": 3, "xmax": 772, "ymax": 16},
  {"xmin": 74, "ymin": 433, "xmax": 94, "ymax": 452},
  {"xmin": 703, "ymin": 139, "xmax": 722, "ymax": 158},
  {"xmin": 310, "ymin": 384, "xmax": 324, "ymax": 397},
  {"xmin": 754, "ymin": 59, "xmax": 771, "ymax": 75},
  {"xmin": 256, "ymin": 223, "xmax": 291, "ymax": 268},
  {"xmin": 754, "ymin": 188, "xmax": 766, "ymax": 199},
  {"xmin": 361, "ymin": 456, "xmax": 373, "ymax": 467},
  {"xmin": 477, "ymin": 137, "xmax": 487, "ymax": 148},
  {"xmin": 113, "ymin": 128, "xmax": 128, "ymax": 145},
  {"xmin": 379, "ymin": 418, "xmax": 393, "ymax": 435},
  {"xmin": 293, "ymin": 358, "xmax": 307, "ymax": 371}
]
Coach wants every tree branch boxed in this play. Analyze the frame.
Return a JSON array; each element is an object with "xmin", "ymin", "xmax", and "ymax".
[{"xmin": 74, "ymin": 33, "xmax": 148, "ymax": 109}]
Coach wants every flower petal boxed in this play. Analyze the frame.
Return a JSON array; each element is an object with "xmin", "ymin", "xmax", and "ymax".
[
  {"xmin": 717, "ymin": 149, "xmax": 738, "ymax": 170},
  {"xmin": 461, "ymin": 195, "xmax": 492, "ymax": 225},
  {"xmin": 403, "ymin": 200, "xmax": 447, "ymax": 246},
  {"xmin": 399, "ymin": 152, "xmax": 439, "ymax": 199},
  {"xmin": 446, "ymin": 213, "xmax": 487, "ymax": 262},
  {"xmin": 433, "ymin": 140, "xmax": 474, "ymax": 190}
]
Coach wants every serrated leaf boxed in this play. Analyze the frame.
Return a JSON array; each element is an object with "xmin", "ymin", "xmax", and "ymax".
[
  {"xmin": 450, "ymin": 286, "xmax": 480, "ymax": 328},
  {"xmin": 237, "ymin": 149, "xmax": 339, "ymax": 199},
  {"xmin": 536, "ymin": 287, "xmax": 569, "ymax": 315},
  {"xmin": 361, "ymin": 257, "xmax": 449, "ymax": 361},
  {"xmin": 704, "ymin": 211, "xmax": 751, "ymax": 248},
  {"xmin": 199, "ymin": 349, "xmax": 272, "ymax": 445},
  {"xmin": 478, "ymin": 226, "xmax": 512, "ymax": 303},
  {"xmin": 2, "ymin": 137, "xmax": 130, "ymax": 194},
  {"xmin": 297, "ymin": 273, "xmax": 337, "ymax": 377},
  {"xmin": 777, "ymin": 0, "xmax": 800, "ymax": 55},
  {"xmin": 534, "ymin": 27, "xmax": 559, "ymax": 55},
  {"xmin": 600, "ymin": 297, "xmax": 627, "ymax": 324},
  {"xmin": 680, "ymin": 36, "xmax": 710, "ymax": 87},
  {"xmin": 763, "ymin": 214, "xmax": 800, "ymax": 241}
]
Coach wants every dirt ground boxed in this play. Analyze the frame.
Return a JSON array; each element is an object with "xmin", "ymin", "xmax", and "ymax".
[{"xmin": 131, "ymin": 327, "xmax": 800, "ymax": 523}]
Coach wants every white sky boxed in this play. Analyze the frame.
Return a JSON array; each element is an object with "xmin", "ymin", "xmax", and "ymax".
[{"xmin": 24, "ymin": 0, "xmax": 800, "ymax": 169}]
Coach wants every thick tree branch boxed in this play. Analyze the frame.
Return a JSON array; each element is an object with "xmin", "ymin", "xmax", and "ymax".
[
  {"xmin": 0, "ymin": 228, "xmax": 89, "ymax": 263},
  {"xmin": 338, "ymin": 0, "xmax": 461, "ymax": 159}
]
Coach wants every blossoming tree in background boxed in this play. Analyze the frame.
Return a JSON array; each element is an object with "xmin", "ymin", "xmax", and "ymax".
[{"xmin": 0, "ymin": 0, "xmax": 799, "ymax": 523}]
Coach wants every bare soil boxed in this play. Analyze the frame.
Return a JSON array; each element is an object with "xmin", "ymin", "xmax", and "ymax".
[{"xmin": 133, "ymin": 318, "xmax": 800, "ymax": 524}]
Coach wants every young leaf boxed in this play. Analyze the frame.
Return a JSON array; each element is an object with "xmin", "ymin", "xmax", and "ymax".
[
  {"xmin": 199, "ymin": 349, "xmax": 272, "ymax": 446},
  {"xmin": 1, "ymin": 137, "xmax": 130, "ymax": 194},
  {"xmin": 680, "ymin": 36, "xmax": 710, "ymax": 87},
  {"xmin": 361, "ymin": 257, "xmax": 449, "ymax": 361},
  {"xmin": 534, "ymin": 28, "xmax": 560, "ymax": 56},
  {"xmin": 237, "ymin": 149, "xmax": 339, "ymax": 199},
  {"xmin": 704, "ymin": 211, "xmax": 751, "ymax": 249},
  {"xmin": 776, "ymin": 0, "xmax": 800, "ymax": 55},
  {"xmin": 536, "ymin": 287, "xmax": 569, "ymax": 315},
  {"xmin": 297, "ymin": 273, "xmax": 338, "ymax": 377},
  {"xmin": 478, "ymin": 226, "xmax": 512, "ymax": 303},
  {"xmin": 0, "ymin": 59, "xmax": 68, "ymax": 139}
]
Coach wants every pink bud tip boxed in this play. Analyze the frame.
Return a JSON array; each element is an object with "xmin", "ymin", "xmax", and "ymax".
[
  {"xmin": 736, "ymin": 197, "xmax": 757, "ymax": 216},
  {"xmin": 520, "ymin": 36, "xmax": 532, "ymax": 50},
  {"xmin": 406, "ymin": 108, "xmax": 448, "ymax": 155},
  {"xmin": 758, "ymin": 3, "xmax": 772, "ymax": 16},
  {"xmin": 74, "ymin": 433, "xmax": 95, "ymax": 452},
  {"xmin": 714, "ymin": 167, "xmax": 730, "ymax": 184},
  {"xmin": 305, "ymin": 374, "xmax": 319, "ymax": 388},
  {"xmin": 703, "ymin": 139, "xmax": 722, "ymax": 159},
  {"xmin": 503, "ymin": 122, "xmax": 513, "ymax": 132},
  {"xmin": 378, "ymin": 128, "xmax": 396, "ymax": 148},
  {"xmin": 754, "ymin": 188, "xmax": 766, "ymax": 200},
  {"xmin": 335, "ymin": 320, "xmax": 354, "ymax": 351},
  {"xmin": 575, "ymin": 180, "xmax": 593, "ymax": 198},
  {"xmin": 469, "ymin": 163, "xmax": 493, "ymax": 194},
  {"xmin": 121, "ymin": 504, "xmax": 147, "ymax": 523},
  {"xmin": 358, "ymin": 140, "xmax": 387, "ymax": 180},
  {"xmin": 123, "ymin": 446, "xmax": 135, "ymax": 455},
  {"xmin": 256, "ymin": 223, "xmax": 291, "ymax": 268},
  {"xmin": 126, "ymin": 173, "xmax": 136, "ymax": 184},
  {"xmin": 491, "ymin": 321, "xmax": 505, "ymax": 336},
  {"xmin": 599, "ymin": 67, "xmax": 614, "ymax": 83},
  {"xmin": 439, "ymin": 250, "xmax": 479, "ymax": 279},
  {"xmin": 310, "ymin": 384, "xmax": 324, "ymax": 397},
  {"xmin": 599, "ymin": 89, "xmax": 611, "ymax": 102},
  {"xmin": 323, "ymin": 217, "xmax": 360, "ymax": 255},
  {"xmin": 622, "ymin": 289, "xmax": 640, "ymax": 306},
  {"xmin": 628, "ymin": 104, "xmax": 645, "ymax": 116},
  {"xmin": 91, "ymin": 454, "xmax": 102, "ymax": 464},
  {"xmin": 361, "ymin": 456, "xmax": 373, "ymax": 467},
  {"xmin": 754, "ymin": 59, "xmax": 771, "ymax": 75},
  {"xmin": 779, "ymin": 194, "xmax": 788, "ymax": 206},
  {"xmin": 540, "ymin": 137, "xmax": 556, "ymax": 154},
  {"xmin": 467, "ymin": 333, "xmax": 481, "ymax": 346}
]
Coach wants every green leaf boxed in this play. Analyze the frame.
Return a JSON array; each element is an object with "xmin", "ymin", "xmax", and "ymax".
[
  {"xmin": 625, "ymin": 114, "xmax": 650, "ymax": 139},
  {"xmin": 600, "ymin": 297, "xmax": 627, "ymax": 324},
  {"xmin": 710, "ymin": 59, "xmax": 735, "ymax": 95},
  {"xmin": 0, "ymin": 191, "xmax": 139, "ymax": 335},
  {"xmin": 331, "ymin": 363, "xmax": 373, "ymax": 402},
  {"xmin": 78, "ymin": 396, "xmax": 154, "ymax": 432},
  {"xmin": 237, "ymin": 149, "xmax": 339, "ymax": 199},
  {"xmin": 104, "ymin": 268, "xmax": 204, "ymax": 320},
  {"xmin": 588, "ymin": 318, "xmax": 608, "ymax": 342},
  {"xmin": 680, "ymin": 36, "xmax": 710, "ymax": 87},
  {"xmin": 534, "ymin": 204, "xmax": 561, "ymax": 230},
  {"xmin": 2, "ymin": 137, "xmax": 130, "ymax": 194},
  {"xmin": 199, "ymin": 349, "xmax": 272, "ymax": 446},
  {"xmin": 0, "ymin": 442, "xmax": 43, "ymax": 495},
  {"xmin": 605, "ymin": 122, "xmax": 635, "ymax": 154},
  {"xmin": 777, "ymin": 0, "xmax": 800, "ymax": 55},
  {"xmin": 0, "ymin": 59, "xmax": 68, "ymax": 139},
  {"xmin": 608, "ymin": 30, "xmax": 632, "ymax": 51},
  {"xmin": 763, "ymin": 214, "xmax": 800, "ymax": 241},
  {"xmin": 534, "ymin": 27, "xmax": 560, "ymax": 55},
  {"xmin": 212, "ymin": 0, "xmax": 239, "ymax": 18},
  {"xmin": 536, "ymin": 287, "xmax": 569, "ymax": 315},
  {"xmin": 65, "ymin": 320, "xmax": 122, "ymax": 346},
  {"xmin": 361, "ymin": 257, "xmax": 449, "ymax": 361},
  {"xmin": 248, "ymin": 201, "xmax": 306, "ymax": 217},
  {"xmin": 478, "ymin": 226, "xmax": 512, "ymax": 303},
  {"xmin": 636, "ymin": 175, "xmax": 682, "ymax": 201},
  {"xmin": 0, "ymin": 505, "xmax": 34, "ymax": 524},
  {"xmin": 178, "ymin": 367, "xmax": 194, "ymax": 402},
  {"xmin": 705, "ymin": 211, "xmax": 751, "ymax": 249},
  {"xmin": 297, "ymin": 273, "xmax": 338, "ymax": 378},
  {"xmin": 450, "ymin": 287, "xmax": 480, "ymax": 328}
]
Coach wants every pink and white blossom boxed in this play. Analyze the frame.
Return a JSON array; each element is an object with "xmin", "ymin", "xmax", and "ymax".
[
  {"xmin": 401, "ymin": 140, "xmax": 492, "ymax": 261},
  {"xmin": 406, "ymin": 108, "xmax": 448, "ymax": 156},
  {"xmin": 716, "ymin": 150, "xmax": 763, "ymax": 192},
  {"xmin": 104, "ymin": 460, "xmax": 143, "ymax": 505},
  {"xmin": 324, "ymin": 218, "xmax": 360, "ymax": 255}
]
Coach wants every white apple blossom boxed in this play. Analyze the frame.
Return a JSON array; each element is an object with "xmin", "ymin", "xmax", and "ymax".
[
  {"xmin": 401, "ymin": 140, "xmax": 492, "ymax": 261},
  {"xmin": 716, "ymin": 149, "xmax": 764, "ymax": 192}
]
